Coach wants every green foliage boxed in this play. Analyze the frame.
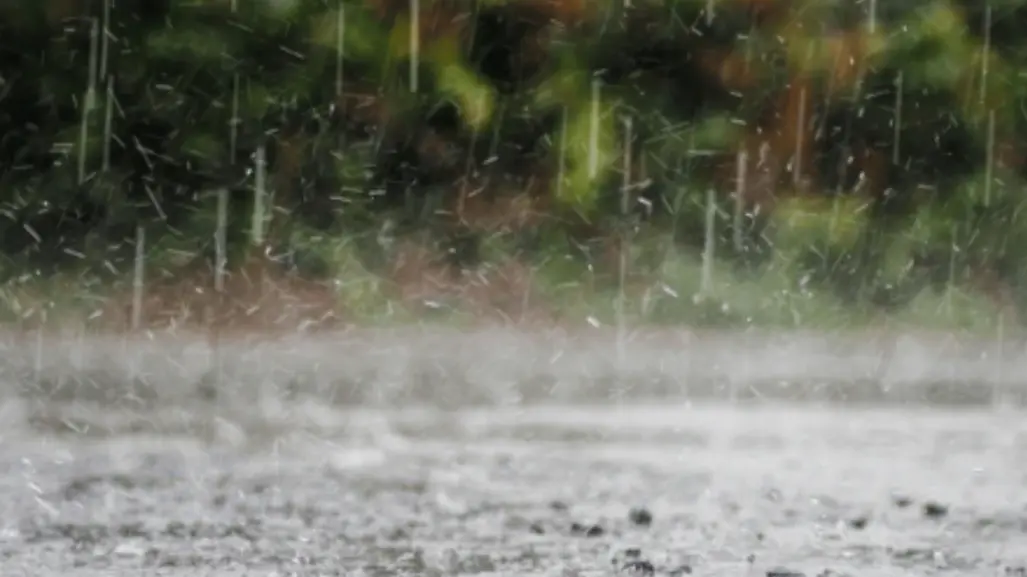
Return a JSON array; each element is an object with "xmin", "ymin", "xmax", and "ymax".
[{"xmin": 3, "ymin": 0, "xmax": 1027, "ymax": 324}]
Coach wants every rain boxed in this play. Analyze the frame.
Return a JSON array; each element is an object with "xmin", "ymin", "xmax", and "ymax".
[{"xmin": 0, "ymin": 0, "xmax": 1026, "ymax": 575}]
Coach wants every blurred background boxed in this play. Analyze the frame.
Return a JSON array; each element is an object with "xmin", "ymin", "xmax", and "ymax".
[
  {"xmin": 0, "ymin": 0, "xmax": 1024, "ymax": 335},
  {"xmin": 3, "ymin": 10, "xmax": 1027, "ymax": 575}
]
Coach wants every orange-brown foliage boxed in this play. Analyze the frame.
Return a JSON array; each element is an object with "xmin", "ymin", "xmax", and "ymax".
[
  {"xmin": 385, "ymin": 240, "xmax": 556, "ymax": 325},
  {"xmin": 104, "ymin": 252, "xmax": 342, "ymax": 336},
  {"xmin": 822, "ymin": 31, "xmax": 870, "ymax": 95}
]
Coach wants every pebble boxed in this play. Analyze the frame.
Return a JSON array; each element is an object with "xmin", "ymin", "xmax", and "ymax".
[
  {"xmin": 628, "ymin": 507, "xmax": 653, "ymax": 527},
  {"xmin": 892, "ymin": 495, "xmax": 914, "ymax": 508},
  {"xmin": 847, "ymin": 515, "xmax": 870, "ymax": 530},
  {"xmin": 621, "ymin": 560, "xmax": 655, "ymax": 576},
  {"xmin": 922, "ymin": 501, "xmax": 949, "ymax": 519},
  {"xmin": 569, "ymin": 522, "xmax": 604, "ymax": 537},
  {"xmin": 766, "ymin": 568, "xmax": 805, "ymax": 577}
]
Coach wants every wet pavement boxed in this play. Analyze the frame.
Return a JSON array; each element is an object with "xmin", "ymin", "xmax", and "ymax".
[
  {"xmin": 0, "ymin": 329, "xmax": 1025, "ymax": 576},
  {"xmin": 1, "ymin": 402, "xmax": 1026, "ymax": 576}
]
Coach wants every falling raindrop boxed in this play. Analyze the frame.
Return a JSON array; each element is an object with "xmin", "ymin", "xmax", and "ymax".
[
  {"xmin": 77, "ymin": 18, "xmax": 99, "ymax": 184},
  {"xmin": 617, "ymin": 115, "xmax": 632, "ymax": 372},
  {"xmin": 793, "ymin": 86, "xmax": 806, "ymax": 187},
  {"xmin": 335, "ymin": 0, "xmax": 345, "ymax": 97},
  {"xmin": 33, "ymin": 327, "xmax": 44, "ymax": 386},
  {"xmin": 980, "ymin": 4, "xmax": 991, "ymax": 106},
  {"xmin": 892, "ymin": 72, "xmax": 903, "ymax": 165},
  {"xmin": 945, "ymin": 225, "xmax": 958, "ymax": 318},
  {"xmin": 102, "ymin": 75, "xmax": 114, "ymax": 172},
  {"xmin": 132, "ymin": 226, "xmax": 145, "ymax": 331},
  {"xmin": 984, "ymin": 110, "xmax": 995, "ymax": 206},
  {"xmin": 215, "ymin": 189, "xmax": 229, "ymax": 294},
  {"xmin": 588, "ymin": 77, "xmax": 601, "ymax": 180},
  {"xmin": 701, "ymin": 188, "xmax": 716, "ymax": 296},
  {"xmin": 733, "ymin": 147, "xmax": 747, "ymax": 253},
  {"xmin": 252, "ymin": 145, "xmax": 267, "ymax": 247},
  {"xmin": 100, "ymin": 0, "xmax": 110, "ymax": 80},
  {"xmin": 994, "ymin": 312, "xmax": 1007, "ymax": 410},
  {"xmin": 556, "ymin": 106, "xmax": 568, "ymax": 199},
  {"xmin": 229, "ymin": 0, "xmax": 240, "ymax": 166},
  {"xmin": 410, "ymin": 0, "xmax": 420, "ymax": 92}
]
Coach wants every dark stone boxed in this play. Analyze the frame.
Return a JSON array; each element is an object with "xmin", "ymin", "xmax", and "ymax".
[
  {"xmin": 628, "ymin": 507, "xmax": 653, "ymax": 527},
  {"xmin": 892, "ymin": 495, "xmax": 914, "ymax": 508},
  {"xmin": 847, "ymin": 515, "xmax": 870, "ymax": 530},
  {"xmin": 621, "ymin": 560, "xmax": 655, "ymax": 575},
  {"xmin": 767, "ymin": 568, "xmax": 805, "ymax": 577},
  {"xmin": 922, "ymin": 501, "xmax": 949, "ymax": 519},
  {"xmin": 549, "ymin": 500, "xmax": 569, "ymax": 511}
]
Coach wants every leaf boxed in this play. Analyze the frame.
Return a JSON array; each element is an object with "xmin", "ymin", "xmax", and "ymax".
[
  {"xmin": 428, "ymin": 37, "xmax": 496, "ymax": 131},
  {"xmin": 558, "ymin": 95, "xmax": 618, "ymax": 207}
]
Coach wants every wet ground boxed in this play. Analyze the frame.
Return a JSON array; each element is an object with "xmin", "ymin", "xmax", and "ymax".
[
  {"xmin": 5, "ymin": 328, "xmax": 1026, "ymax": 408},
  {"xmin": 1, "ymin": 330, "xmax": 1026, "ymax": 576},
  {"xmin": 2, "ymin": 402, "xmax": 1026, "ymax": 576}
]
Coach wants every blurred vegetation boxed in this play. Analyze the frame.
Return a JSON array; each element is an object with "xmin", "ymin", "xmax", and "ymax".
[{"xmin": 1, "ymin": 0, "xmax": 1027, "ymax": 328}]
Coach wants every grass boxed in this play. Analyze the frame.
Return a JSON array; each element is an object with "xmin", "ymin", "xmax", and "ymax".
[{"xmin": 0, "ymin": 227, "xmax": 1013, "ymax": 336}]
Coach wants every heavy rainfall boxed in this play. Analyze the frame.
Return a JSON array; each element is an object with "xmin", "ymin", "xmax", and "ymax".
[{"xmin": 0, "ymin": 0, "xmax": 1026, "ymax": 575}]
